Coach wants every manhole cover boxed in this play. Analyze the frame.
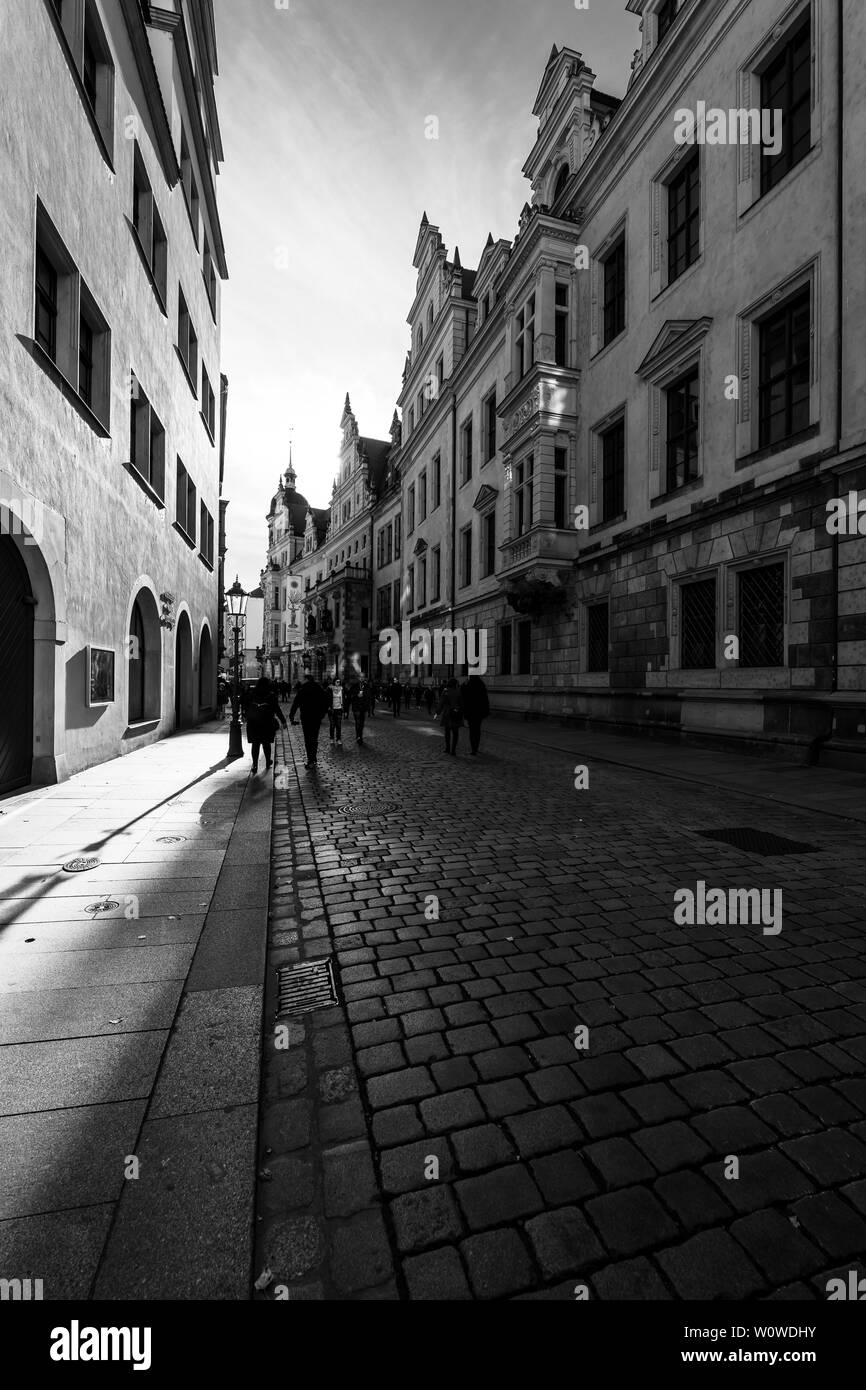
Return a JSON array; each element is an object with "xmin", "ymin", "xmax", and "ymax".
[
  {"xmin": 156, "ymin": 835, "xmax": 187, "ymax": 844},
  {"xmin": 333, "ymin": 803, "xmax": 399, "ymax": 816},
  {"xmin": 85, "ymin": 899, "xmax": 120, "ymax": 915},
  {"xmin": 276, "ymin": 958, "xmax": 338, "ymax": 1017},
  {"xmin": 696, "ymin": 828, "xmax": 818, "ymax": 857},
  {"xmin": 63, "ymin": 857, "xmax": 100, "ymax": 873}
]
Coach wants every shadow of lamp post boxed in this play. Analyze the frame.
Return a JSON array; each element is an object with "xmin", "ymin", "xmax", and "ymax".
[{"xmin": 226, "ymin": 575, "xmax": 248, "ymax": 760}]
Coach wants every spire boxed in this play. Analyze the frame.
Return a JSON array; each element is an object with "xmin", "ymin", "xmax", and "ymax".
[
  {"xmin": 453, "ymin": 245, "xmax": 462, "ymax": 271},
  {"xmin": 284, "ymin": 439, "xmax": 296, "ymax": 492},
  {"xmin": 421, "ymin": 211, "xmax": 428, "ymax": 227},
  {"xmin": 344, "ymin": 392, "xmax": 352, "ymax": 413},
  {"xmin": 485, "ymin": 232, "xmax": 494, "ymax": 248},
  {"xmin": 548, "ymin": 43, "xmax": 559, "ymax": 64}
]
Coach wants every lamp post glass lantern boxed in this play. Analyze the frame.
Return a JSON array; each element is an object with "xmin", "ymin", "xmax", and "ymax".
[{"xmin": 226, "ymin": 576, "xmax": 248, "ymax": 759}]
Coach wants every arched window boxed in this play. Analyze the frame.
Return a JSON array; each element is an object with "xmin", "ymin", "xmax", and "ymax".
[
  {"xmin": 553, "ymin": 163, "xmax": 570, "ymax": 203},
  {"xmin": 128, "ymin": 599, "xmax": 146, "ymax": 723},
  {"xmin": 427, "ymin": 303, "xmax": 434, "ymax": 330}
]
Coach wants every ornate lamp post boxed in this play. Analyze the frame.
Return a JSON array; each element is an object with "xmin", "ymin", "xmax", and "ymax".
[{"xmin": 226, "ymin": 576, "xmax": 248, "ymax": 759}]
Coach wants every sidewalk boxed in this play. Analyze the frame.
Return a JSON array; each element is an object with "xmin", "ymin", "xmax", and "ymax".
[
  {"xmin": 0, "ymin": 722, "xmax": 270, "ymax": 1300},
  {"xmin": 482, "ymin": 717, "xmax": 866, "ymax": 825}
]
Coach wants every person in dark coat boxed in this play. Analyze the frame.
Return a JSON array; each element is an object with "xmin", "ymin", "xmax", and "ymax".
[
  {"xmin": 461, "ymin": 675, "xmax": 490, "ymax": 755},
  {"xmin": 389, "ymin": 677, "xmax": 402, "ymax": 717},
  {"xmin": 244, "ymin": 677, "xmax": 287, "ymax": 774},
  {"xmin": 403, "ymin": 681, "xmax": 412, "ymax": 711},
  {"xmin": 347, "ymin": 677, "xmax": 372, "ymax": 744},
  {"xmin": 424, "ymin": 685, "xmax": 435, "ymax": 717},
  {"xmin": 436, "ymin": 678, "xmax": 464, "ymax": 756},
  {"xmin": 289, "ymin": 674, "xmax": 330, "ymax": 768}
]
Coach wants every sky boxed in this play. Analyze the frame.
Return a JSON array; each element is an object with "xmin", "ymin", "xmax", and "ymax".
[{"xmin": 213, "ymin": 0, "xmax": 640, "ymax": 591}]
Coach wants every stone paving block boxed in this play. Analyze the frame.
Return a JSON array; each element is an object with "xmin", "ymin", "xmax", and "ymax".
[
  {"xmin": 478, "ymin": 1077, "xmax": 535, "ymax": 1119},
  {"xmin": 319, "ymin": 1095, "xmax": 367, "ymax": 1145},
  {"xmin": 703, "ymin": 1149, "xmax": 814, "ymax": 1213},
  {"xmin": 451, "ymin": 1123, "xmax": 516, "ymax": 1173},
  {"xmin": 455, "ymin": 1164, "xmax": 544, "ymax": 1231},
  {"xmin": 371, "ymin": 1105, "xmax": 424, "ymax": 1148},
  {"xmin": 505, "ymin": 1105, "xmax": 582, "ymax": 1159},
  {"xmin": 461, "ymin": 1228, "xmax": 536, "ymax": 1299},
  {"xmin": 475, "ymin": 1045, "xmax": 534, "ymax": 1081},
  {"xmin": 592, "ymin": 1257, "xmax": 673, "ymax": 1301},
  {"xmin": 323, "ymin": 1141, "xmax": 379, "ymax": 1217},
  {"xmin": 750, "ymin": 1092, "xmax": 822, "ymax": 1138},
  {"xmin": 524, "ymin": 1206, "xmax": 604, "ymax": 1279},
  {"xmin": 656, "ymin": 1229, "xmax": 766, "ymax": 1300},
  {"xmin": 0, "ymin": 1205, "xmax": 114, "ymax": 1300},
  {"xmin": 366, "ymin": 1067, "xmax": 435, "ymax": 1110},
  {"xmin": 585, "ymin": 1186, "xmax": 678, "ymax": 1258},
  {"xmin": 576, "ymin": 1054, "xmax": 643, "ymax": 1092},
  {"xmin": 530, "ymin": 1151, "xmax": 598, "ymax": 1206},
  {"xmin": 380, "ymin": 1137, "xmax": 453, "ymax": 1194},
  {"xmin": 781, "ymin": 1129, "xmax": 866, "ymax": 1185},
  {"xmin": 572, "ymin": 1093, "xmax": 638, "ymax": 1139},
  {"xmin": 356, "ymin": 1042, "xmax": 407, "ymax": 1078},
  {"xmin": 390, "ymin": 1186, "xmax": 464, "ymax": 1253},
  {"xmin": 331, "ymin": 1209, "xmax": 394, "ymax": 1294},
  {"xmin": 790, "ymin": 1191, "xmax": 866, "ymax": 1259},
  {"xmin": 692, "ymin": 1105, "xmax": 777, "ymax": 1152},
  {"xmin": 653, "ymin": 1169, "xmax": 733, "ymax": 1231},
  {"xmin": 730, "ymin": 1209, "xmax": 826, "ymax": 1284},
  {"xmin": 420, "ymin": 1088, "xmax": 485, "ymax": 1134},
  {"xmin": 622, "ymin": 1082, "xmax": 689, "ymax": 1125},
  {"xmin": 403, "ymin": 1247, "xmax": 472, "ymax": 1300},
  {"xmin": 632, "ymin": 1120, "xmax": 712, "ymax": 1173}
]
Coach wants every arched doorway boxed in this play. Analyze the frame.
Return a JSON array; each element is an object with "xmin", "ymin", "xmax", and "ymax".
[
  {"xmin": 128, "ymin": 588, "xmax": 161, "ymax": 725},
  {"xmin": 174, "ymin": 610, "xmax": 194, "ymax": 729},
  {"xmin": 0, "ymin": 537, "xmax": 34, "ymax": 793},
  {"xmin": 199, "ymin": 624, "xmax": 215, "ymax": 716}
]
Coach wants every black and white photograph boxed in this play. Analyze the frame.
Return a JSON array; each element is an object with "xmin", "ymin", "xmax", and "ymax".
[{"xmin": 1, "ymin": 0, "xmax": 865, "ymax": 1363}]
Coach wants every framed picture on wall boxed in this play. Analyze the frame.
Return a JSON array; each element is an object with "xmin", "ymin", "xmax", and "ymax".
[{"xmin": 86, "ymin": 645, "xmax": 116, "ymax": 708}]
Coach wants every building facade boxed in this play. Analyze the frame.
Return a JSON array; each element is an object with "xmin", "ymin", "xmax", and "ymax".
[
  {"xmin": 0, "ymin": 0, "xmax": 228, "ymax": 791},
  {"xmin": 272, "ymin": 0, "xmax": 866, "ymax": 758}
]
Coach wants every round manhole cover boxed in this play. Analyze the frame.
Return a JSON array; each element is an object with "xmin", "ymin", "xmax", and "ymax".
[
  {"xmin": 85, "ymin": 899, "xmax": 120, "ymax": 915},
  {"xmin": 156, "ymin": 835, "xmax": 187, "ymax": 844},
  {"xmin": 63, "ymin": 857, "xmax": 100, "ymax": 873},
  {"xmin": 333, "ymin": 803, "xmax": 399, "ymax": 816}
]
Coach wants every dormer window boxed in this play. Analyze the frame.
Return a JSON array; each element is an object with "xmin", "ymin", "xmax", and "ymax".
[{"xmin": 553, "ymin": 163, "xmax": 570, "ymax": 203}]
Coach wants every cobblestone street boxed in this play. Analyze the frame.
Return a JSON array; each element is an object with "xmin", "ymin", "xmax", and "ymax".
[{"xmin": 257, "ymin": 708, "xmax": 866, "ymax": 1300}]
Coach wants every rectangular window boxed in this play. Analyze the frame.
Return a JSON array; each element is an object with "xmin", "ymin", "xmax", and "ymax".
[
  {"xmin": 419, "ymin": 470, "xmax": 427, "ymax": 522},
  {"xmin": 35, "ymin": 246, "xmax": 58, "ymax": 360},
  {"xmin": 680, "ymin": 578, "xmax": 716, "ymax": 669},
  {"xmin": 500, "ymin": 622, "xmax": 513, "ymax": 676},
  {"xmin": 201, "ymin": 365, "xmax": 216, "ymax": 439},
  {"xmin": 395, "ymin": 515, "xmax": 401, "ymax": 559},
  {"xmin": 602, "ymin": 236, "xmax": 626, "ymax": 345},
  {"xmin": 437, "ymin": 356, "xmax": 444, "ymax": 388},
  {"xmin": 761, "ymin": 17, "xmax": 811, "ymax": 195},
  {"xmin": 554, "ymin": 447, "xmax": 568, "ymax": 528},
  {"xmin": 739, "ymin": 563, "xmax": 785, "ymax": 667},
  {"xmin": 758, "ymin": 289, "xmax": 811, "ymax": 447},
  {"xmin": 177, "ymin": 288, "xmax": 198, "ymax": 392},
  {"xmin": 587, "ymin": 603, "xmax": 609, "ymax": 672},
  {"xmin": 484, "ymin": 392, "xmax": 497, "ymax": 462},
  {"xmin": 132, "ymin": 144, "xmax": 168, "ymax": 306},
  {"xmin": 78, "ymin": 314, "xmax": 94, "ymax": 408},
  {"xmin": 387, "ymin": 522, "xmax": 393, "ymax": 564},
  {"xmin": 408, "ymin": 485, "xmax": 416, "ymax": 534},
  {"xmin": 601, "ymin": 421, "xmax": 625, "ymax": 522},
  {"xmin": 180, "ymin": 128, "xmax": 200, "ymax": 247},
  {"xmin": 555, "ymin": 283, "xmax": 569, "ymax": 367},
  {"xmin": 200, "ymin": 503, "xmax": 214, "ymax": 566},
  {"xmin": 462, "ymin": 417, "xmax": 473, "ymax": 484},
  {"xmin": 516, "ymin": 294, "xmax": 535, "ymax": 378},
  {"xmin": 515, "ymin": 454, "xmax": 535, "ymax": 537},
  {"xmin": 408, "ymin": 563, "xmax": 415, "ymax": 611},
  {"xmin": 517, "ymin": 620, "xmax": 532, "ymax": 676},
  {"xmin": 433, "ymin": 452, "xmax": 442, "ymax": 509},
  {"xmin": 666, "ymin": 369, "xmax": 700, "ymax": 491},
  {"xmin": 175, "ymin": 458, "xmax": 196, "ymax": 542},
  {"xmin": 460, "ymin": 525, "xmax": 472, "ymax": 587},
  {"xmin": 482, "ymin": 512, "xmax": 496, "ymax": 578},
  {"xmin": 431, "ymin": 545, "xmax": 441, "ymax": 600},
  {"xmin": 393, "ymin": 578, "xmax": 401, "ymax": 617},
  {"xmin": 130, "ymin": 376, "xmax": 166, "ymax": 500},
  {"xmin": 418, "ymin": 555, "xmax": 427, "ymax": 608},
  {"xmin": 203, "ymin": 234, "xmax": 217, "ymax": 319},
  {"xmin": 668, "ymin": 151, "xmax": 700, "ymax": 283}
]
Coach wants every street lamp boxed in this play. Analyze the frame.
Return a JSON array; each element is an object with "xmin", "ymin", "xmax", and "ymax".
[{"xmin": 226, "ymin": 575, "xmax": 248, "ymax": 759}]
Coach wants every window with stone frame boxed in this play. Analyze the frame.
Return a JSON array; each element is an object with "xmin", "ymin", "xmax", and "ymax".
[
  {"xmin": 515, "ymin": 454, "xmax": 535, "ymax": 537},
  {"xmin": 35, "ymin": 204, "xmax": 111, "ymax": 428},
  {"xmin": 665, "ymin": 368, "xmax": 700, "ymax": 493},
  {"xmin": 600, "ymin": 420, "xmax": 625, "ymax": 523},
  {"xmin": 554, "ymin": 446, "xmax": 568, "ymax": 529},
  {"xmin": 738, "ymin": 561, "xmax": 786, "ymax": 668},
  {"xmin": 760, "ymin": 13, "xmax": 811, "ymax": 196},
  {"xmin": 586, "ymin": 602, "xmax": 610, "ymax": 673},
  {"xmin": 758, "ymin": 287, "xmax": 811, "ymax": 449},
  {"xmin": 515, "ymin": 292, "xmax": 536, "ymax": 379},
  {"xmin": 132, "ymin": 142, "xmax": 168, "ymax": 309},
  {"xmin": 482, "ymin": 510, "xmax": 496, "ymax": 579},
  {"xmin": 679, "ymin": 576, "xmax": 717, "ymax": 669},
  {"xmin": 602, "ymin": 235, "xmax": 626, "ymax": 347}
]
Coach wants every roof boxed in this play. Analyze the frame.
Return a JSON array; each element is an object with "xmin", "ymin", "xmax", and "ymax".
[
  {"xmin": 361, "ymin": 437, "xmax": 392, "ymax": 495},
  {"xmin": 270, "ymin": 484, "xmax": 313, "ymax": 536}
]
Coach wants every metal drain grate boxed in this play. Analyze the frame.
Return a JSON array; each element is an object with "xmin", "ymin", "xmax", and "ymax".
[
  {"xmin": 85, "ymin": 899, "xmax": 120, "ymax": 915},
  {"xmin": 156, "ymin": 835, "xmax": 187, "ymax": 844},
  {"xmin": 62, "ymin": 857, "xmax": 100, "ymax": 873},
  {"xmin": 696, "ymin": 827, "xmax": 818, "ymax": 857},
  {"xmin": 333, "ymin": 803, "xmax": 399, "ymax": 816},
  {"xmin": 276, "ymin": 958, "xmax": 338, "ymax": 1017}
]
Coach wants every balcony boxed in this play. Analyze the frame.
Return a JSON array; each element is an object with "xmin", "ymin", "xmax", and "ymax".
[
  {"xmin": 499, "ymin": 368, "xmax": 580, "ymax": 455},
  {"xmin": 497, "ymin": 525, "xmax": 578, "ymax": 589}
]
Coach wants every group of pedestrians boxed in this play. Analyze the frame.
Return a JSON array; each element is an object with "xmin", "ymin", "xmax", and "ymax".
[{"xmin": 239, "ymin": 669, "xmax": 492, "ymax": 773}]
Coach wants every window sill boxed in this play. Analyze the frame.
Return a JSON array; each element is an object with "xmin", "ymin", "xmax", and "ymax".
[
  {"xmin": 590, "ymin": 327, "xmax": 627, "ymax": 364},
  {"xmin": 653, "ymin": 252, "xmax": 704, "ymax": 305},
  {"xmin": 175, "ymin": 346, "xmax": 199, "ymax": 400},
  {"xmin": 735, "ymin": 424, "xmax": 819, "ymax": 471},
  {"xmin": 181, "ymin": 189, "xmax": 200, "ymax": 251},
  {"xmin": 200, "ymin": 410, "xmax": 216, "ymax": 445},
  {"xmin": 122, "ymin": 460, "xmax": 166, "ymax": 509},
  {"xmin": 590, "ymin": 513, "xmax": 626, "ymax": 535},
  {"xmin": 172, "ymin": 521, "xmax": 196, "ymax": 549},
  {"xmin": 123, "ymin": 719, "xmax": 160, "ymax": 739},
  {"xmin": 738, "ymin": 146, "xmax": 820, "ymax": 225},
  {"xmin": 202, "ymin": 270, "xmax": 217, "ymax": 324},
  {"xmin": 650, "ymin": 475, "xmax": 703, "ymax": 507},
  {"xmin": 199, "ymin": 552, "xmax": 214, "ymax": 572},
  {"xmin": 127, "ymin": 218, "xmax": 167, "ymax": 316},
  {"xmin": 25, "ymin": 337, "xmax": 111, "ymax": 437}
]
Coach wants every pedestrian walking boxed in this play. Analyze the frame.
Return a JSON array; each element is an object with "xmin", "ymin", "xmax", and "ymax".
[
  {"xmin": 403, "ymin": 682, "xmax": 412, "ymax": 711},
  {"xmin": 328, "ymin": 678, "xmax": 346, "ymax": 746},
  {"xmin": 389, "ymin": 677, "xmax": 402, "ymax": 717},
  {"xmin": 436, "ymin": 677, "xmax": 464, "ymax": 757},
  {"xmin": 347, "ymin": 676, "xmax": 372, "ymax": 744},
  {"xmin": 424, "ymin": 685, "xmax": 435, "ymax": 717},
  {"xmin": 217, "ymin": 677, "xmax": 229, "ymax": 719},
  {"xmin": 289, "ymin": 673, "xmax": 330, "ymax": 768},
  {"xmin": 461, "ymin": 674, "xmax": 490, "ymax": 755},
  {"xmin": 244, "ymin": 676, "xmax": 287, "ymax": 774},
  {"xmin": 414, "ymin": 684, "xmax": 423, "ymax": 709}
]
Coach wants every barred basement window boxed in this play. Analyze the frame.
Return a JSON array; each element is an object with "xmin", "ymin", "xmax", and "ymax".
[
  {"xmin": 761, "ymin": 16, "xmax": 811, "ymax": 196},
  {"xmin": 668, "ymin": 151, "xmax": 700, "ymax": 284},
  {"xmin": 758, "ymin": 289, "xmax": 811, "ymax": 448},
  {"xmin": 587, "ymin": 603, "xmax": 609, "ymax": 673},
  {"xmin": 680, "ymin": 578, "xmax": 716, "ymax": 669},
  {"xmin": 739, "ymin": 563, "xmax": 785, "ymax": 668}
]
